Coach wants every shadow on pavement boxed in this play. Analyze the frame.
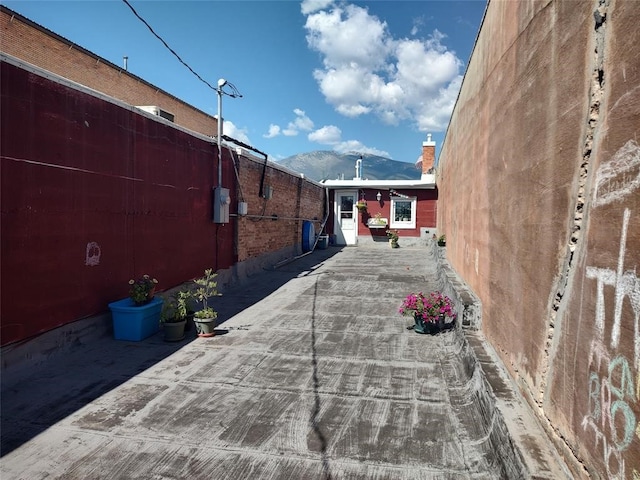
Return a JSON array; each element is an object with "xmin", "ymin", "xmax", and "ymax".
[
  {"xmin": 0, "ymin": 247, "xmax": 343, "ymax": 456},
  {"xmin": 309, "ymin": 277, "xmax": 333, "ymax": 480}
]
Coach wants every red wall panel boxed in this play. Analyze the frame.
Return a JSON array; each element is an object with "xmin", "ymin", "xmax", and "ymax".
[{"xmin": 1, "ymin": 61, "xmax": 233, "ymax": 345}]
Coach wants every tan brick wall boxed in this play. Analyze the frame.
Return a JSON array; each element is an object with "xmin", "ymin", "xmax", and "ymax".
[
  {"xmin": 437, "ymin": 0, "xmax": 640, "ymax": 476},
  {"xmin": 0, "ymin": 7, "xmax": 217, "ymax": 137}
]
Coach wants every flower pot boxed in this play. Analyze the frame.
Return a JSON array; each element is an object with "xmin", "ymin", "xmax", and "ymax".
[
  {"xmin": 184, "ymin": 312, "xmax": 195, "ymax": 332},
  {"xmin": 163, "ymin": 319, "xmax": 187, "ymax": 342},
  {"xmin": 390, "ymin": 240, "xmax": 399, "ymax": 248},
  {"xmin": 194, "ymin": 317, "xmax": 216, "ymax": 337},
  {"xmin": 317, "ymin": 234, "xmax": 329, "ymax": 250},
  {"xmin": 109, "ymin": 296, "xmax": 163, "ymax": 341},
  {"xmin": 413, "ymin": 314, "xmax": 441, "ymax": 335}
]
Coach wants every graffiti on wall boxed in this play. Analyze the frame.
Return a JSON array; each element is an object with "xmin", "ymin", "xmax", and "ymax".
[
  {"xmin": 85, "ymin": 241, "xmax": 101, "ymax": 266},
  {"xmin": 593, "ymin": 140, "xmax": 640, "ymax": 209},
  {"xmin": 582, "ymin": 140, "xmax": 640, "ymax": 479}
]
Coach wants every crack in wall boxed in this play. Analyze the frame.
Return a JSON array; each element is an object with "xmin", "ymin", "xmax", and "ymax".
[{"xmin": 536, "ymin": 0, "xmax": 609, "ymax": 475}]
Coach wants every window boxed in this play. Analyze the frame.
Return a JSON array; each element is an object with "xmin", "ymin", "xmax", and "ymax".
[{"xmin": 390, "ymin": 196, "xmax": 416, "ymax": 228}]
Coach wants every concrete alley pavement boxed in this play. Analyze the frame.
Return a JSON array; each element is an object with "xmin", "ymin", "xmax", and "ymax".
[{"xmin": 1, "ymin": 246, "xmax": 568, "ymax": 479}]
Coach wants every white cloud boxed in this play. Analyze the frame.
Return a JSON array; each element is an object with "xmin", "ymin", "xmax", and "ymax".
[
  {"xmin": 305, "ymin": 4, "xmax": 390, "ymax": 71},
  {"xmin": 410, "ymin": 15, "xmax": 430, "ymax": 37},
  {"xmin": 288, "ymin": 109, "xmax": 314, "ymax": 132},
  {"xmin": 264, "ymin": 109, "xmax": 314, "ymax": 139},
  {"xmin": 304, "ymin": 3, "xmax": 464, "ymax": 132},
  {"xmin": 268, "ymin": 109, "xmax": 390, "ymax": 158},
  {"xmin": 395, "ymin": 34, "xmax": 460, "ymax": 89},
  {"xmin": 263, "ymin": 124, "xmax": 281, "ymax": 138},
  {"xmin": 333, "ymin": 140, "xmax": 390, "ymax": 158},
  {"xmin": 308, "ymin": 125, "xmax": 342, "ymax": 144},
  {"xmin": 223, "ymin": 120, "xmax": 250, "ymax": 145},
  {"xmin": 308, "ymin": 124, "xmax": 390, "ymax": 158},
  {"xmin": 301, "ymin": 0, "xmax": 334, "ymax": 16}
]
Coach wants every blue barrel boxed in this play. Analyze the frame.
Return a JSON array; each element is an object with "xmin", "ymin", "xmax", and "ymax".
[{"xmin": 302, "ymin": 220, "xmax": 314, "ymax": 252}]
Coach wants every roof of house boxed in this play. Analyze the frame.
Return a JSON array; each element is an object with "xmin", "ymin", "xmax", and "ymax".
[{"xmin": 321, "ymin": 174, "xmax": 436, "ymax": 189}]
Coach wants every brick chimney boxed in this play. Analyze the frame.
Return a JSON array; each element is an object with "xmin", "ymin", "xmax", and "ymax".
[{"xmin": 422, "ymin": 133, "xmax": 436, "ymax": 176}]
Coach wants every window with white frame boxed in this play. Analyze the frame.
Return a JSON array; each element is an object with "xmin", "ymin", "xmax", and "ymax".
[{"xmin": 390, "ymin": 196, "xmax": 416, "ymax": 228}]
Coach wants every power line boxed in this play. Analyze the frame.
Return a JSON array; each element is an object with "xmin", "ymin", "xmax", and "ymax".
[{"xmin": 121, "ymin": 0, "xmax": 216, "ymax": 91}]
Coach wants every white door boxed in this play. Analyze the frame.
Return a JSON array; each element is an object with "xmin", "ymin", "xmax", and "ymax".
[{"xmin": 334, "ymin": 190, "xmax": 358, "ymax": 245}]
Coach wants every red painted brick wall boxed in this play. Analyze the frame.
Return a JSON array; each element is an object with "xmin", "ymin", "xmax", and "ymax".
[{"xmin": 0, "ymin": 59, "xmax": 324, "ymax": 347}]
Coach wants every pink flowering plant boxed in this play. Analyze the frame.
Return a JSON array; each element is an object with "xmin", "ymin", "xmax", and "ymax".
[{"xmin": 399, "ymin": 291, "xmax": 456, "ymax": 323}]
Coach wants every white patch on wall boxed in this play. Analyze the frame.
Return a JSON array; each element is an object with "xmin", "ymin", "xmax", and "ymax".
[
  {"xmin": 593, "ymin": 139, "xmax": 640, "ymax": 207},
  {"xmin": 85, "ymin": 242, "xmax": 101, "ymax": 266},
  {"xmin": 475, "ymin": 248, "xmax": 479, "ymax": 275}
]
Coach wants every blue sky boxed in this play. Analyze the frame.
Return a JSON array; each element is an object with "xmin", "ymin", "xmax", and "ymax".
[{"xmin": 3, "ymin": 0, "xmax": 486, "ymax": 163}]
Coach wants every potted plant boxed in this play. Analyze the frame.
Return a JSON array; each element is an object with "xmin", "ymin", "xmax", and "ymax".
[
  {"xmin": 108, "ymin": 274, "xmax": 163, "ymax": 341},
  {"xmin": 159, "ymin": 289, "xmax": 191, "ymax": 342},
  {"xmin": 193, "ymin": 268, "xmax": 219, "ymax": 337},
  {"xmin": 128, "ymin": 274, "xmax": 158, "ymax": 305},
  {"xmin": 399, "ymin": 291, "xmax": 456, "ymax": 334},
  {"xmin": 386, "ymin": 229, "xmax": 399, "ymax": 248},
  {"xmin": 437, "ymin": 234, "xmax": 446, "ymax": 247},
  {"xmin": 356, "ymin": 198, "xmax": 367, "ymax": 212},
  {"xmin": 184, "ymin": 292, "xmax": 198, "ymax": 332},
  {"xmin": 367, "ymin": 212, "xmax": 388, "ymax": 228}
]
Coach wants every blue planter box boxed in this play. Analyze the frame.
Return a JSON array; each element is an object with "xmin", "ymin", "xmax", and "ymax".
[{"xmin": 108, "ymin": 296, "xmax": 163, "ymax": 341}]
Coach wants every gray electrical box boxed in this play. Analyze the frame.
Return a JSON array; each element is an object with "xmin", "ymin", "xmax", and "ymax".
[{"xmin": 213, "ymin": 186, "xmax": 230, "ymax": 224}]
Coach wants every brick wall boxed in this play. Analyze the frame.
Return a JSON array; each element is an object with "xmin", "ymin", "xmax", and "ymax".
[
  {"xmin": 0, "ymin": 6, "xmax": 217, "ymax": 137},
  {"xmin": 235, "ymin": 157, "xmax": 325, "ymax": 261},
  {"xmin": 0, "ymin": 56, "xmax": 325, "ymax": 347}
]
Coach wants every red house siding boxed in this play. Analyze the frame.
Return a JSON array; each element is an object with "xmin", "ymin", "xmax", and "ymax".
[{"xmin": 325, "ymin": 188, "xmax": 437, "ymax": 240}]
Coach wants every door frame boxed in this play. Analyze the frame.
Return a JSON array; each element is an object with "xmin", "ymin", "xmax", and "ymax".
[{"xmin": 334, "ymin": 189, "xmax": 358, "ymax": 245}]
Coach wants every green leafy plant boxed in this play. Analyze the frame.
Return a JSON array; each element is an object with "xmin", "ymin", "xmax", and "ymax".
[
  {"xmin": 193, "ymin": 268, "xmax": 219, "ymax": 320},
  {"xmin": 369, "ymin": 212, "xmax": 387, "ymax": 226},
  {"xmin": 437, "ymin": 234, "xmax": 446, "ymax": 246},
  {"xmin": 386, "ymin": 229, "xmax": 399, "ymax": 247},
  {"xmin": 160, "ymin": 289, "xmax": 192, "ymax": 323},
  {"xmin": 128, "ymin": 274, "xmax": 158, "ymax": 305}
]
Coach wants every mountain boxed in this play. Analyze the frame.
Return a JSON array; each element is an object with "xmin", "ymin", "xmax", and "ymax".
[{"xmin": 275, "ymin": 151, "xmax": 421, "ymax": 182}]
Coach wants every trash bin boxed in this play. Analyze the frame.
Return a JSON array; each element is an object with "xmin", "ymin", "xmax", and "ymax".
[
  {"xmin": 317, "ymin": 234, "xmax": 329, "ymax": 249},
  {"xmin": 302, "ymin": 220, "xmax": 314, "ymax": 252}
]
